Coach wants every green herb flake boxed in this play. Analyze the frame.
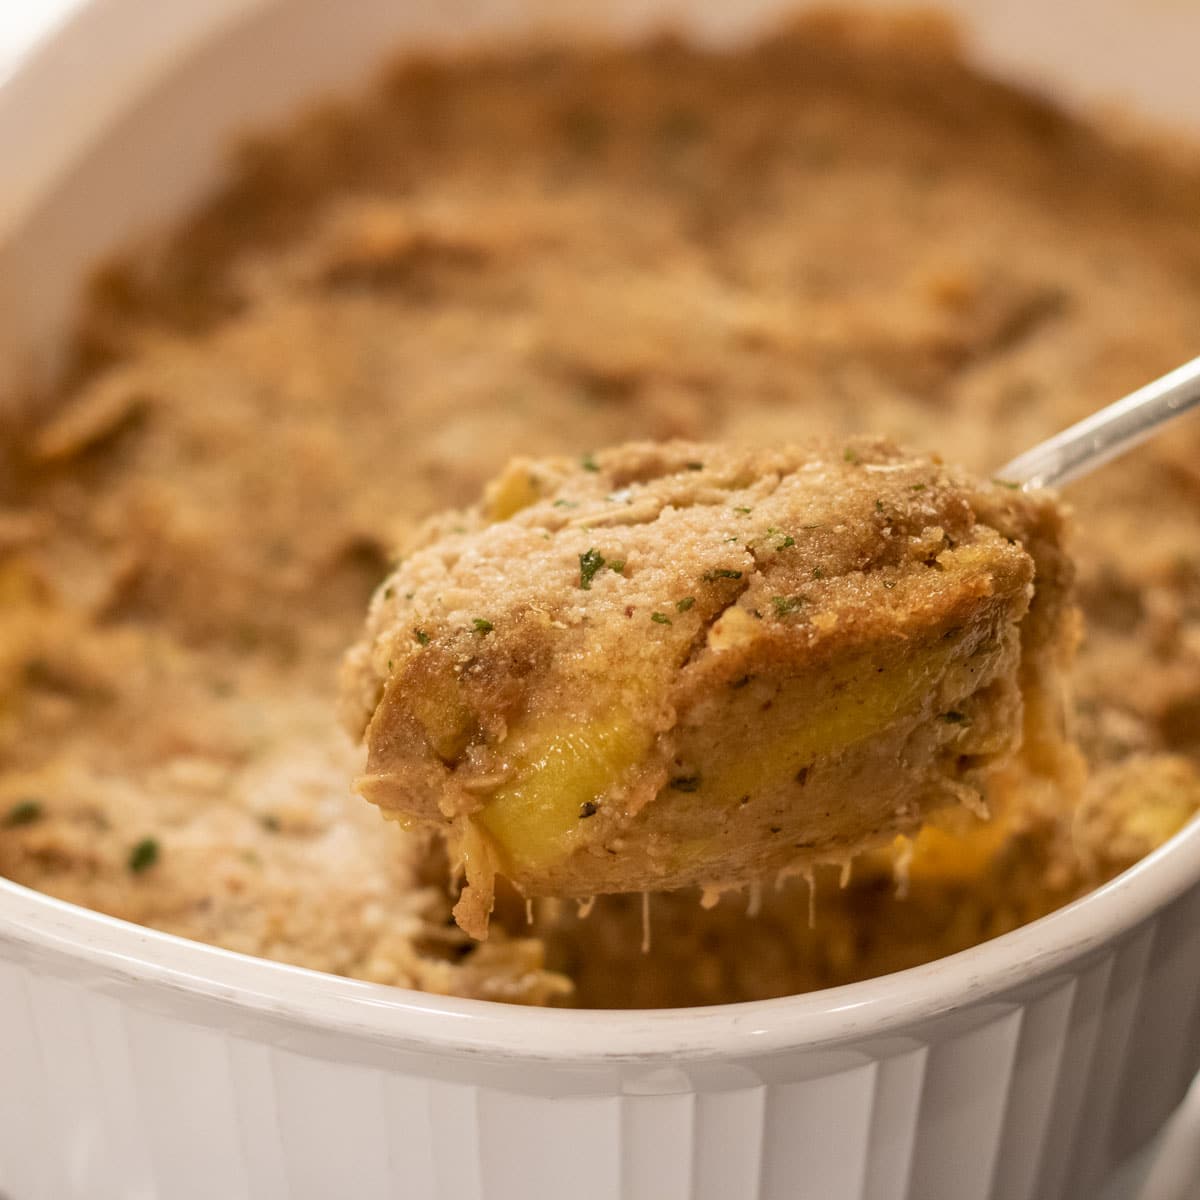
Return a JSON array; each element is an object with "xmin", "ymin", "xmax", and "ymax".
[
  {"xmin": 992, "ymin": 478, "xmax": 1022, "ymax": 491},
  {"xmin": 772, "ymin": 595, "xmax": 808, "ymax": 616},
  {"xmin": 676, "ymin": 596, "xmax": 696, "ymax": 612},
  {"xmin": 650, "ymin": 612, "xmax": 672, "ymax": 625},
  {"xmin": 778, "ymin": 535, "xmax": 796, "ymax": 549},
  {"xmin": 472, "ymin": 618, "xmax": 495, "ymax": 635},
  {"xmin": 553, "ymin": 498, "xmax": 578, "ymax": 509},
  {"xmin": 734, "ymin": 506, "xmax": 752, "ymax": 515},
  {"xmin": 702, "ymin": 568, "xmax": 743, "ymax": 582},
  {"xmin": 608, "ymin": 561, "xmax": 626, "ymax": 574},
  {"xmin": 657, "ymin": 107, "xmax": 706, "ymax": 147},
  {"xmin": 128, "ymin": 837, "xmax": 159, "ymax": 874},
  {"xmin": 581, "ymin": 453, "xmax": 600, "ymax": 472},
  {"xmin": 563, "ymin": 106, "xmax": 606, "ymax": 153},
  {"xmin": 405, "ymin": 591, "xmax": 415, "ymax": 600},
  {"xmin": 875, "ymin": 499, "xmax": 885, "ymax": 512},
  {"xmin": 414, "ymin": 628, "xmax": 431, "ymax": 646},
  {"xmin": 3, "ymin": 799, "xmax": 43, "ymax": 828},
  {"xmin": 812, "ymin": 567, "xmax": 825, "ymax": 580},
  {"xmin": 725, "ymin": 535, "xmax": 739, "ymax": 543},
  {"xmin": 669, "ymin": 775, "xmax": 702, "ymax": 793},
  {"xmin": 685, "ymin": 460, "xmax": 705, "ymax": 471},
  {"xmin": 234, "ymin": 624, "xmax": 260, "ymax": 652},
  {"xmin": 941, "ymin": 711, "xmax": 968, "ymax": 724},
  {"xmin": 579, "ymin": 548, "xmax": 606, "ymax": 590},
  {"xmin": 382, "ymin": 585, "xmax": 395, "ymax": 600},
  {"xmin": 843, "ymin": 446, "xmax": 861, "ymax": 465},
  {"xmin": 911, "ymin": 483, "xmax": 927, "ymax": 492}
]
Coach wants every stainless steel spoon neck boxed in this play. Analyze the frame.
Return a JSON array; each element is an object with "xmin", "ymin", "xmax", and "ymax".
[{"xmin": 996, "ymin": 355, "xmax": 1200, "ymax": 491}]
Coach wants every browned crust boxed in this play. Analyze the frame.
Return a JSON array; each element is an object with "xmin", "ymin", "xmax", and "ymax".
[{"xmin": 343, "ymin": 437, "xmax": 1072, "ymax": 928}]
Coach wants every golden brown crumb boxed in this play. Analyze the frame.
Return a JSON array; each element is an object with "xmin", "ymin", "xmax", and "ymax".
[
  {"xmin": 3, "ymin": 14, "xmax": 1199, "ymax": 1004},
  {"xmin": 342, "ymin": 438, "xmax": 1075, "ymax": 935}
]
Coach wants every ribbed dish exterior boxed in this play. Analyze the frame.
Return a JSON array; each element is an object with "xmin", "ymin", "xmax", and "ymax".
[{"xmin": 2, "ymin": 877, "xmax": 1198, "ymax": 1200}]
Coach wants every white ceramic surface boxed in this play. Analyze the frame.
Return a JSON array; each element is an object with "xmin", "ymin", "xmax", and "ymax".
[{"xmin": 2, "ymin": 4, "xmax": 1200, "ymax": 1199}]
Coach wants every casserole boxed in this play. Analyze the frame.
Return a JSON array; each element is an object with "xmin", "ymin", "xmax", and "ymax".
[{"xmin": 2, "ymin": 3, "xmax": 1200, "ymax": 1198}]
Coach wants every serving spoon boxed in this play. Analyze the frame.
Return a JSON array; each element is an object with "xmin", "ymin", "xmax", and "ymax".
[
  {"xmin": 349, "ymin": 355, "xmax": 1200, "ymax": 934},
  {"xmin": 997, "ymin": 355, "xmax": 1200, "ymax": 489}
]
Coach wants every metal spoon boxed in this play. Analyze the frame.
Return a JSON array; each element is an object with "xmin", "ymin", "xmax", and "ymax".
[{"xmin": 997, "ymin": 356, "xmax": 1200, "ymax": 489}]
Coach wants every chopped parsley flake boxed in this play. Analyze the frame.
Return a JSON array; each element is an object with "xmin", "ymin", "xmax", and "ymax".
[
  {"xmin": 703, "ymin": 568, "xmax": 743, "ymax": 582},
  {"xmin": 650, "ymin": 612, "xmax": 672, "ymax": 625},
  {"xmin": 772, "ymin": 595, "xmax": 808, "ymax": 615},
  {"xmin": 734, "ymin": 506, "xmax": 752, "ymax": 515},
  {"xmin": 553, "ymin": 499, "xmax": 578, "ymax": 509},
  {"xmin": 812, "ymin": 567, "xmax": 825, "ymax": 580},
  {"xmin": 579, "ymin": 801, "xmax": 599, "ymax": 819},
  {"xmin": 414, "ymin": 628, "xmax": 431, "ymax": 646},
  {"xmin": 875, "ymin": 499, "xmax": 885, "ymax": 512},
  {"xmin": 581, "ymin": 453, "xmax": 599, "ymax": 472},
  {"xmin": 382, "ymin": 585, "xmax": 395, "ymax": 600},
  {"xmin": 725, "ymin": 535, "xmax": 739, "ymax": 543},
  {"xmin": 685, "ymin": 461, "xmax": 704, "ymax": 471},
  {"xmin": 778, "ymin": 535, "xmax": 796, "ymax": 549},
  {"xmin": 128, "ymin": 838, "xmax": 159, "ymax": 874},
  {"xmin": 992, "ymin": 478, "xmax": 1022, "ymax": 490},
  {"xmin": 844, "ymin": 447, "xmax": 862, "ymax": 465},
  {"xmin": 669, "ymin": 775, "xmax": 702, "ymax": 793},
  {"xmin": 579, "ymin": 548, "xmax": 606, "ymax": 589},
  {"xmin": 472, "ymin": 618, "xmax": 494, "ymax": 635},
  {"xmin": 3, "ymin": 799, "xmax": 43, "ymax": 828},
  {"xmin": 676, "ymin": 596, "xmax": 696, "ymax": 612},
  {"xmin": 911, "ymin": 483, "xmax": 927, "ymax": 492},
  {"xmin": 608, "ymin": 560, "xmax": 626, "ymax": 574}
]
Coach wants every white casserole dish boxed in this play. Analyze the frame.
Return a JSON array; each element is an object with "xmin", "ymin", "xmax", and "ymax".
[{"xmin": 2, "ymin": 3, "xmax": 1200, "ymax": 1198}]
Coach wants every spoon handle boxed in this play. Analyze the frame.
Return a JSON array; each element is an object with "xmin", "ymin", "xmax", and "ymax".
[{"xmin": 997, "ymin": 355, "xmax": 1200, "ymax": 490}]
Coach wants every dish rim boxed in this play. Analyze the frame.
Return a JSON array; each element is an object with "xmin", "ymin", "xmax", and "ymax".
[{"xmin": 3, "ymin": 813, "xmax": 1199, "ymax": 1062}]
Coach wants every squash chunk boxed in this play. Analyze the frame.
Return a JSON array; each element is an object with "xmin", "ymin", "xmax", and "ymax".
[{"xmin": 341, "ymin": 438, "xmax": 1075, "ymax": 935}]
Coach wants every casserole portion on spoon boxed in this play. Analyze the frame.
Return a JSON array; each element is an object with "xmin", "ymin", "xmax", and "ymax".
[{"xmin": 340, "ymin": 439, "xmax": 1075, "ymax": 937}]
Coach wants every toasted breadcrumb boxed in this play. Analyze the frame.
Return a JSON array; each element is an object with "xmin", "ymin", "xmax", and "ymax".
[{"xmin": 3, "ymin": 15, "xmax": 1200, "ymax": 1004}]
